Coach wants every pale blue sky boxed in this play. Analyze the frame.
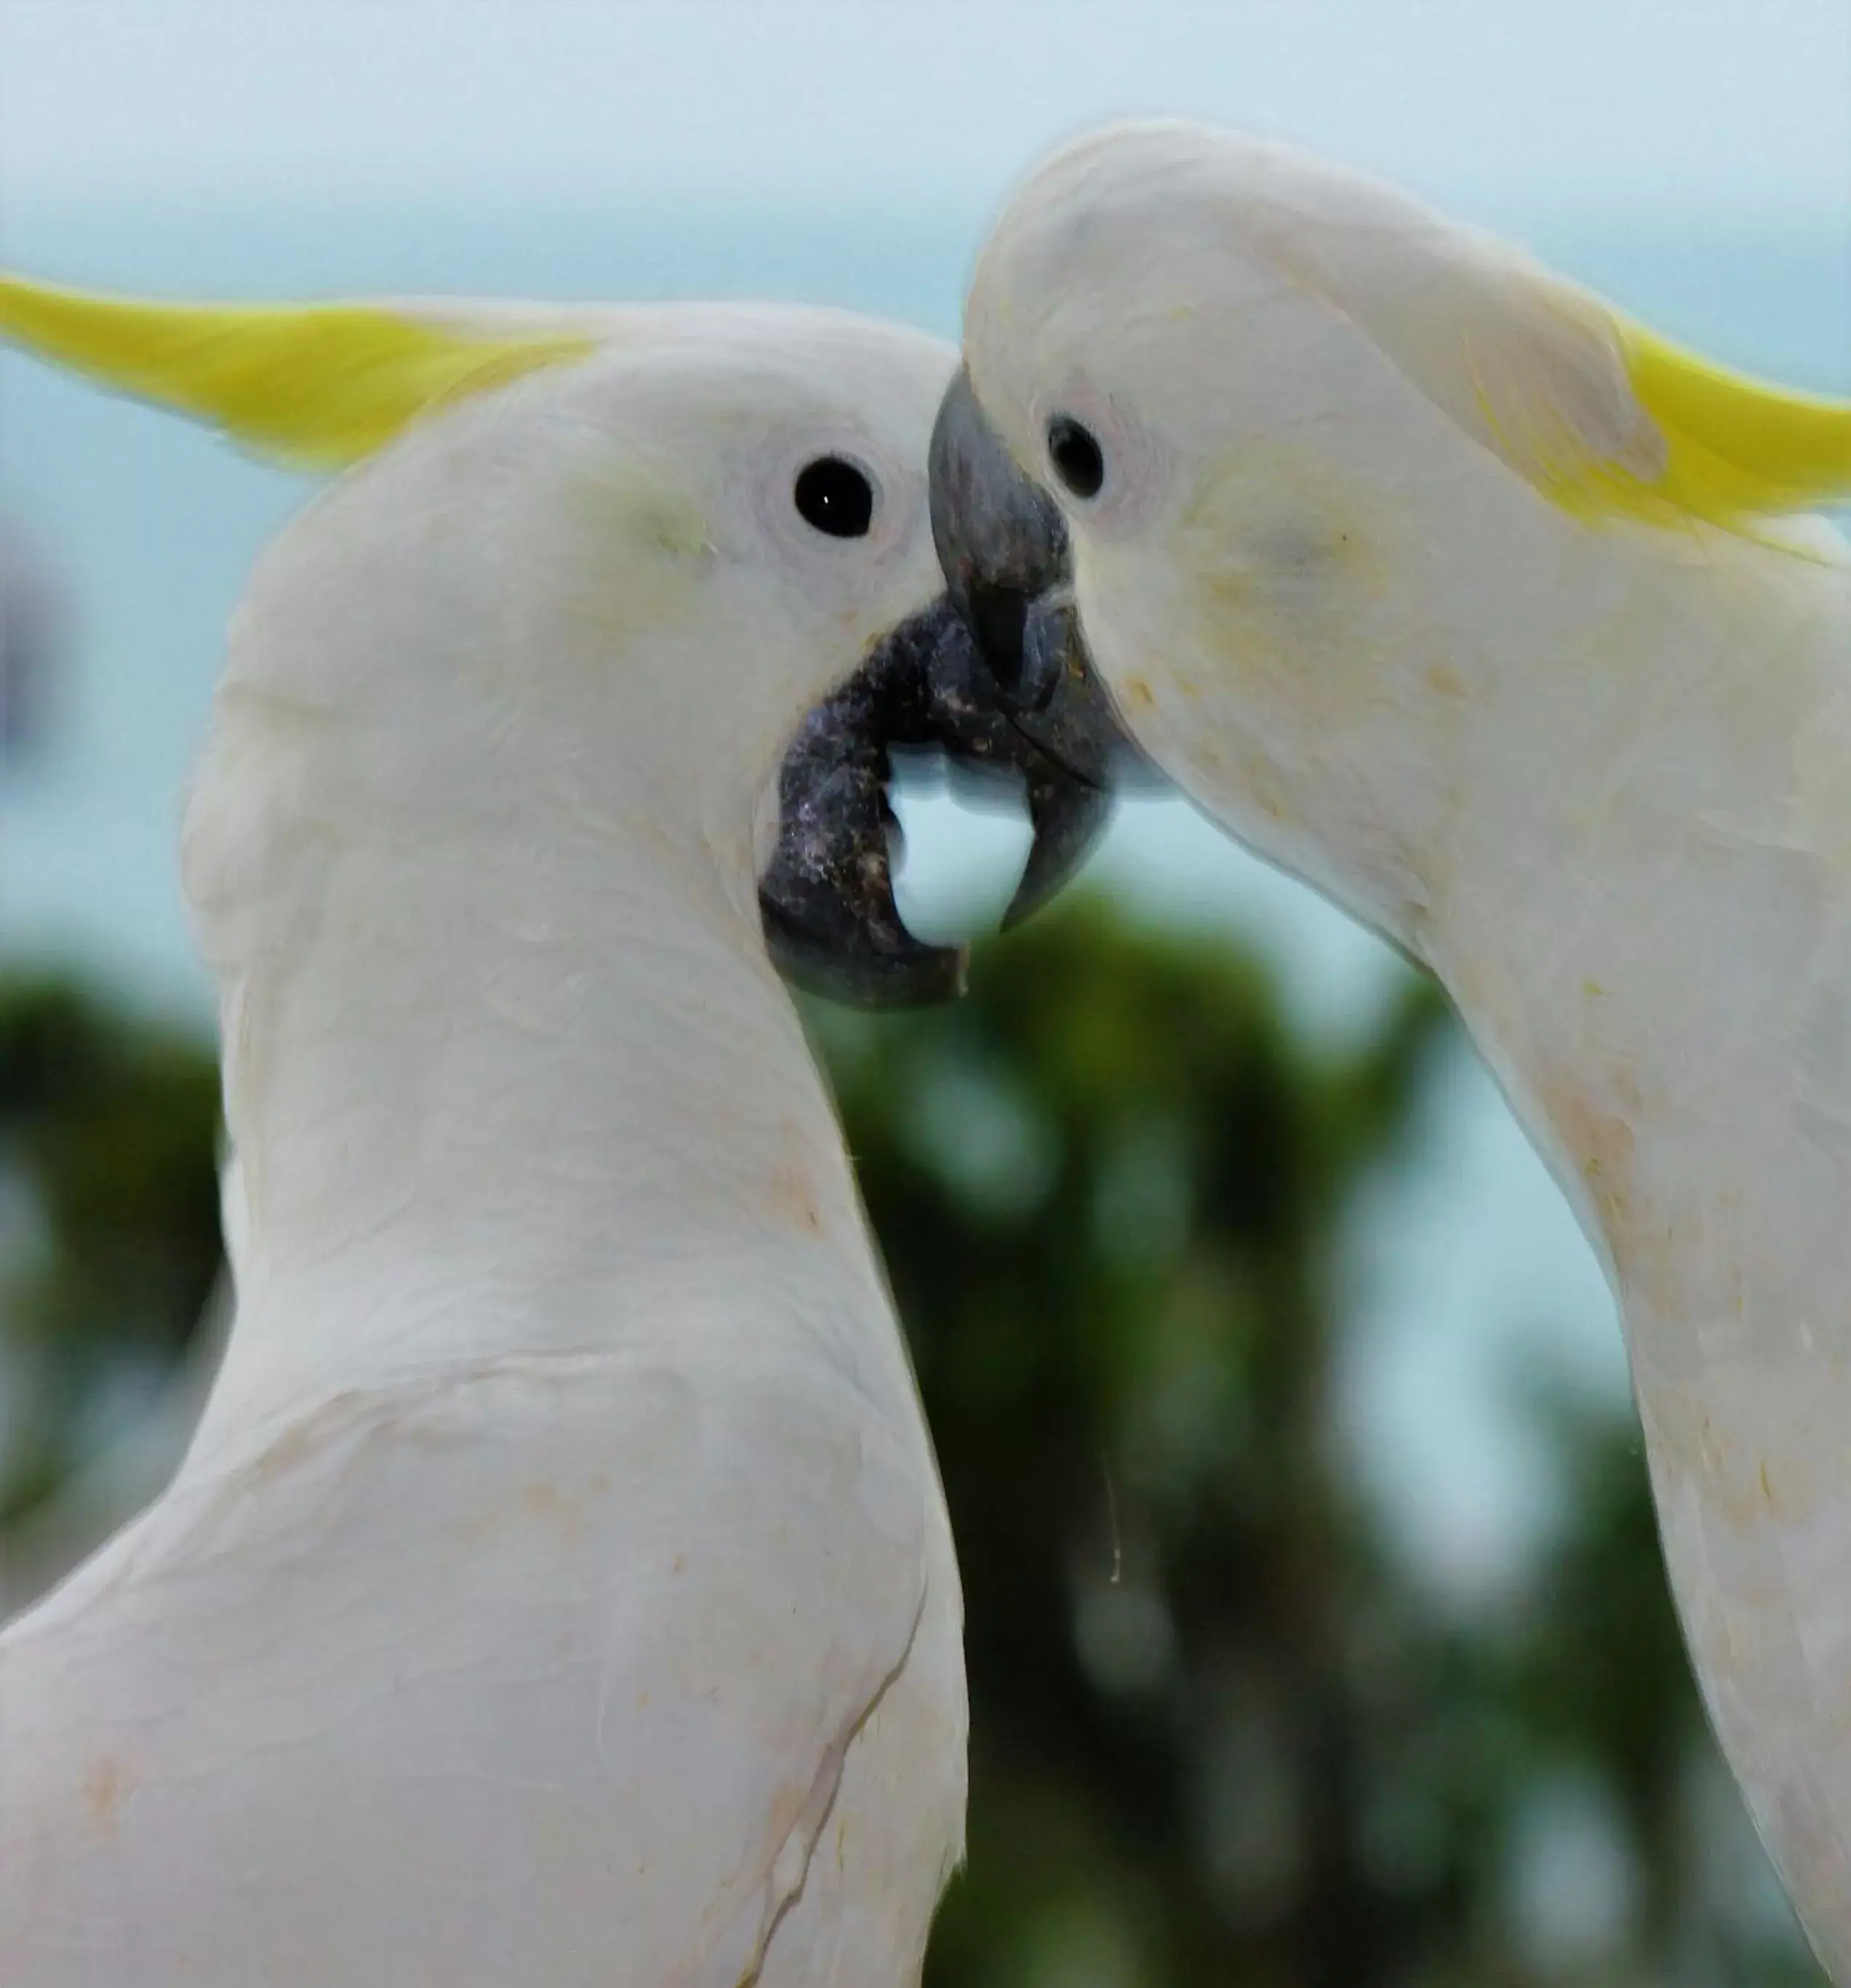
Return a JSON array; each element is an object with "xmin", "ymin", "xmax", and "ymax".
[{"xmin": 4, "ymin": 0, "xmax": 1847, "ymax": 226}]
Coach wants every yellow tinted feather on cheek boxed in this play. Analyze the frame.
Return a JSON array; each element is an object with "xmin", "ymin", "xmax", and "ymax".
[{"xmin": 0, "ymin": 276, "xmax": 594, "ymax": 469}]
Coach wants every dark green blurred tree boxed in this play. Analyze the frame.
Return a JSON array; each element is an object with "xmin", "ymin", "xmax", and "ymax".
[
  {"xmin": 0, "ymin": 902, "xmax": 1823, "ymax": 1984},
  {"xmin": 0, "ymin": 977, "xmax": 221, "ymax": 1529},
  {"xmin": 816, "ymin": 906, "xmax": 1476, "ymax": 1987}
]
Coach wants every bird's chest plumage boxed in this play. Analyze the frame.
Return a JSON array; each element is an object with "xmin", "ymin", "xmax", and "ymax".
[{"xmin": 1, "ymin": 1333, "xmax": 966, "ymax": 1988}]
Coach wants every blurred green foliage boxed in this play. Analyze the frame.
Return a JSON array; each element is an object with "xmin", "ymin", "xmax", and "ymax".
[
  {"xmin": 0, "ymin": 976, "xmax": 221, "ymax": 1529},
  {"xmin": 0, "ymin": 902, "xmax": 1823, "ymax": 1984}
]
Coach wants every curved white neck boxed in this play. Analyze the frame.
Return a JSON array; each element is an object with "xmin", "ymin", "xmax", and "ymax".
[
  {"xmin": 1428, "ymin": 533, "xmax": 1851, "ymax": 1968},
  {"xmin": 194, "ymin": 823, "xmax": 887, "ymax": 1447}
]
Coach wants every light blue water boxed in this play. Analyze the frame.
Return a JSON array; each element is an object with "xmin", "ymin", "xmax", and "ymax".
[{"xmin": 2, "ymin": 199, "xmax": 1847, "ymax": 1589}]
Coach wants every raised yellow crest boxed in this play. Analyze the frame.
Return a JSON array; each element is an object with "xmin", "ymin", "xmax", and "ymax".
[
  {"xmin": 0, "ymin": 276, "xmax": 594, "ymax": 469},
  {"xmin": 1618, "ymin": 323, "xmax": 1851, "ymax": 527},
  {"xmin": 1446, "ymin": 266, "xmax": 1851, "ymax": 540}
]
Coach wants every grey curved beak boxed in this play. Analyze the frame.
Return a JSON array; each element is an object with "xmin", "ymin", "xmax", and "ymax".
[
  {"xmin": 757, "ymin": 367, "xmax": 1151, "ymax": 1011},
  {"xmin": 758, "ymin": 599, "xmax": 968, "ymax": 1009},
  {"xmin": 757, "ymin": 594, "xmax": 1111, "ymax": 1009},
  {"xmin": 928, "ymin": 367, "xmax": 1144, "ymax": 806}
]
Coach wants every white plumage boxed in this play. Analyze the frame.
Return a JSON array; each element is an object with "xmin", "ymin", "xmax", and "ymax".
[
  {"xmin": 947, "ymin": 119, "xmax": 1851, "ymax": 1975},
  {"xmin": 1, "ymin": 299, "xmax": 967, "ymax": 1985}
]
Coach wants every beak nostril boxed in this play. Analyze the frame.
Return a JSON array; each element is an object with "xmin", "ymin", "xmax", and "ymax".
[{"xmin": 968, "ymin": 584, "xmax": 1030, "ymax": 694}]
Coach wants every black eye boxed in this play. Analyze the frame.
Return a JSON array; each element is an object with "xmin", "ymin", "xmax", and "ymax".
[
  {"xmin": 1046, "ymin": 416, "xmax": 1104, "ymax": 499},
  {"xmin": 793, "ymin": 456, "xmax": 875, "ymax": 538}
]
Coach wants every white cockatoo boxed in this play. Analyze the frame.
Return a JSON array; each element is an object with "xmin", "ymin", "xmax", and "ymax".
[
  {"xmin": 927, "ymin": 121, "xmax": 1851, "ymax": 1971},
  {"xmin": 0, "ymin": 276, "xmax": 1110, "ymax": 1986}
]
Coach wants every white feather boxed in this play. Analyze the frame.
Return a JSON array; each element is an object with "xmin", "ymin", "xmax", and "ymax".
[
  {"xmin": 2, "ymin": 307, "xmax": 967, "ymax": 1986},
  {"xmin": 963, "ymin": 117, "xmax": 1851, "ymax": 1976}
]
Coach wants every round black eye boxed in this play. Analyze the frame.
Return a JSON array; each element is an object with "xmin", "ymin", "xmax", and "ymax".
[
  {"xmin": 793, "ymin": 456, "xmax": 875, "ymax": 538},
  {"xmin": 1046, "ymin": 416, "xmax": 1104, "ymax": 499}
]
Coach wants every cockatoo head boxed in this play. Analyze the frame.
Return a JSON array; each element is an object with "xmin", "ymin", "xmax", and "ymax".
[
  {"xmin": 934, "ymin": 119, "xmax": 1851, "ymax": 953},
  {"xmin": 1, "ymin": 282, "xmax": 1122, "ymax": 1004}
]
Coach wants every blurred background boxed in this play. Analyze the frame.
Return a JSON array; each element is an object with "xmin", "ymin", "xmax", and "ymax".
[{"xmin": 1, "ymin": 2, "xmax": 1847, "ymax": 1980}]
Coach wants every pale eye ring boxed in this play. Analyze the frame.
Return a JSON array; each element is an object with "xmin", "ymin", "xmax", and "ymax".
[{"xmin": 1046, "ymin": 416, "xmax": 1104, "ymax": 500}]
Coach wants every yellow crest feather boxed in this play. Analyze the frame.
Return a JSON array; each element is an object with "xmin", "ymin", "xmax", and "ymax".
[
  {"xmin": 1618, "ymin": 324, "xmax": 1851, "ymax": 525},
  {"xmin": 1366, "ymin": 248, "xmax": 1848, "ymax": 546},
  {"xmin": 1454, "ymin": 275, "xmax": 1851, "ymax": 540},
  {"xmin": 0, "ymin": 275, "xmax": 594, "ymax": 469}
]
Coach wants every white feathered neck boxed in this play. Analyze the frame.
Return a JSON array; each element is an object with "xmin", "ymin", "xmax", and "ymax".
[{"xmin": 172, "ymin": 359, "xmax": 899, "ymax": 1461}]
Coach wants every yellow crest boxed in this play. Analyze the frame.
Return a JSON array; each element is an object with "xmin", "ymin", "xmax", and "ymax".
[
  {"xmin": 1446, "ymin": 264, "xmax": 1851, "ymax": 541},
  {"xmin": 0, "ymin": 275, "xmax": 594, "ymax": 469},
  {"xmin": 1617, "ymin": 323, "xmax": 1851, "ymax": 528}
]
